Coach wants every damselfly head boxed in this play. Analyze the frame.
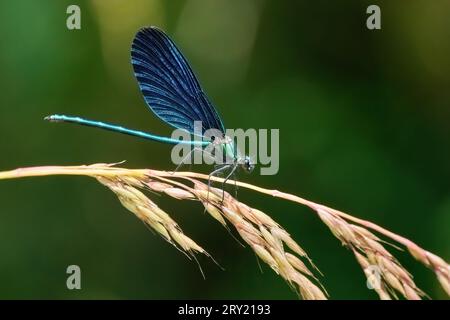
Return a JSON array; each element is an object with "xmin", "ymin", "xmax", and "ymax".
[{"xmin": 241, "ymin": 155, "xmax": 255, "ymax": 173}]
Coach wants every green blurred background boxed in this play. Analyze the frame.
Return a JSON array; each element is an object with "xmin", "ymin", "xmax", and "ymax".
[{"xmin": 0, "ymin": 0, "xmax": 448, "ymax": 299}]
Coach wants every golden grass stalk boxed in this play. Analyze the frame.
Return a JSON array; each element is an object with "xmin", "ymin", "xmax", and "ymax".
[{"xmin": 0, "ymin": 163, "xmax": 448, "ymax": 299}]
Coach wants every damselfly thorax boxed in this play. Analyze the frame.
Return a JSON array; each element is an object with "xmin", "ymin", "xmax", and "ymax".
[{"xmin": 210, "ymin": 135, "xmax": 255, "ymax": 173}]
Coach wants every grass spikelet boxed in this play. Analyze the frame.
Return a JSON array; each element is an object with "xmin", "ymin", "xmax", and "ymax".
[
  {"xmin": 0, "ymin": 163, "xmax": 448, "ymax": 299},
  {"xmin": 97, "ymin": 176, "xmax": 208, "ymax": 258}
]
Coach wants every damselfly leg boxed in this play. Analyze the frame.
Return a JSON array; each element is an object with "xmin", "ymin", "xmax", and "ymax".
[{"xmin": 172, "ymin": 146, "xmax": 215, "ymax": 173}]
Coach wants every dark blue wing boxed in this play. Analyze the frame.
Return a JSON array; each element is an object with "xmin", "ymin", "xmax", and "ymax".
[{"xmin": 131, "ymin": 26, "xmax": 225, "ymax": 138}]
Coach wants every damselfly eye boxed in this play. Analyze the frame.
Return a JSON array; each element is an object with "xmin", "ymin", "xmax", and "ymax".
[{"xmin": 243, "ymin": 157, "xmax": 255, "ymax": 173}]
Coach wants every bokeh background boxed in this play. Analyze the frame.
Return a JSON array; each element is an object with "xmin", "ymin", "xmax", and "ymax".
[{"xmin": 0, "ymin": 0, "xmax": 448, "ymax": 299}]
